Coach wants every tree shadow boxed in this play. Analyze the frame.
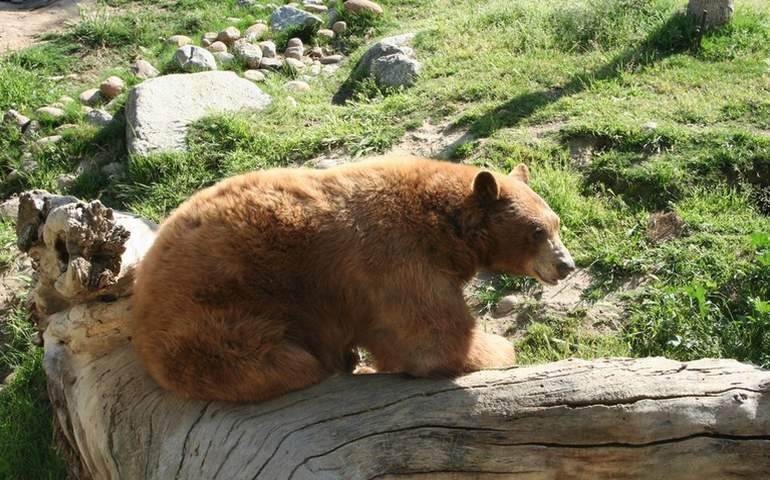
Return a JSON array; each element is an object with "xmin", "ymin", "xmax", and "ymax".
[{"xmin": 468, "ymin": 12, "xmax": 698, "ymax": 138}]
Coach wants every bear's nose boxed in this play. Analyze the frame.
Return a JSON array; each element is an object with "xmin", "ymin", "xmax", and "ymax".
[{"xmin": 556, "ymin": 258, "xmax": 576, "ymax": 278}]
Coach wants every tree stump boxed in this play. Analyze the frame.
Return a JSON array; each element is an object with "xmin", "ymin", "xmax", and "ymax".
[
  {"xmin": 15, "ymin": 191, "xmax": 770, "ymax": 479},
  {"xmin": 687, "ymin": 0, "xmax": 735, "ymax": 29}
]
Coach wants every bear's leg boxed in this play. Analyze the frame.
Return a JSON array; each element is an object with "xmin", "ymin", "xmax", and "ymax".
[
  {"xmin": 134, "ymin": 313, "xmax": 330, "ymax": 402},
  {"xmin": 462, "ymin": 328, "xmax": 517, "ymax": 371}
]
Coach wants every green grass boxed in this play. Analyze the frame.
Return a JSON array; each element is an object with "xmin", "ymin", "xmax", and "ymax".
[{"xmin": 1, "ymin": 0, "xmax": 770, "ymax": 475}]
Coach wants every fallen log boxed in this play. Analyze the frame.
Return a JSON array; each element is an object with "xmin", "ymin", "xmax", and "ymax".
[{"xmin": 17, "ymin": 191, "xmax": 770, "ymax": 480}]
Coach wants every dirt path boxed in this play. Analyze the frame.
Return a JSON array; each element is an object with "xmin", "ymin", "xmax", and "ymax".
[{"xmin": 0, "ymin": 0, "xmax": 89, "ymax": 53}]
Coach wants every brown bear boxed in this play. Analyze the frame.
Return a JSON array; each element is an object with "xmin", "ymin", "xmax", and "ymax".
[{"xmin": 131, "ymin": 155, "xmax": 575, "ymax": 402}]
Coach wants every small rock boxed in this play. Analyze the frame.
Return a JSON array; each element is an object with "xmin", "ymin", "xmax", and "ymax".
[
  {"xmin": 82, "ymin": 106, "xmax": 94, "ymax": 114},
  {"xmin": 332, "ymin": 21, "xmax": 347, "ymax": 34},
  {"xmin": 370, "ymin": 53, "xmax": 421, "ymax": 88},
  {"xmin": 320, "ymin": 54, "xmax": 343, "ymax": 64},
  {"xmin": 495, "ymin": 295, "xmax": 520, "ymax": 316},
  {"xmin": 233, "ymin": 42, "xmax": 263, "ymax": 68},
  {"xmin": 22, "ymin": 120, "xmax": 40, "ymax": 137},
  {"xmin": 259, "ymin": 40, "xmax": 277, "ymax": 58},
  {"xmin": 285, "ymin": 47, "xmax": 304, "ymax": 60},
  {"xmin": 167, "ymin": 35, "xmax": 192, "ymax": 47},
  {"xmin": 226, "ymin": 17, "xmax": 242, "ymax": 23},
  {"xmin": 244, "ymin": 23, "xmax": 268, "ymax": 42},
  {"xmin": 56, "ymin": 173, "xmax": 77, "ymax": 191},
  {"xmin": 310, "ymin": 62, "xmax": 321, "ymax": 76},
  {"xmin": 36, "ymin": 106, "xmax": 66, "ymax": 119},
  {"xmin": 3, "ymin": 109, "xmax": 30, "ymax": 128},
  {"xmin": 173, "ymin": 45, "xmax": 218, "ymax": 72},
  {"xmin": 284, "ymin": 79, "xmax": 311, "ymax": 92},
  {"xmin": 354, "ymin": 33, "xmax": 416, "ymax": 78},
  {"xmin": 237, "ymin": 0, "xmax": 255, "ymax": 5},
  {"xmin": 213, "ymin": 52, "xmax": 236, "ymax": 66},
  {"xmin": 217, "ymin": 26, "xmax": 241, "ymax": 45},
  {"xmin": 21, "ymin": 154, "xmax": 38, "ymax": 173},
  {"xmin": 85, "ymin": 109, "xmax": 114, "ymax": 127},
  {"xmin": 130, "ymin": 59, "xmax": 159, "ymax": 79},
  {"xmin": 270, "ymin": 5, "xmax": 322, "ymax": 32},
  {"xmin": 287, "ymin": 37, "xmax": 304, "ymax": 49},
  {"xmin": 55, "ymin": 123, "xmax": 77, "ymax": 133},
  {"xmin": 286, "ymin": 96, "xmax": 298, "ymax": 107},
  {"xmin": 322, "ymin": 64, "xmax": 340, "ymax": 75},
  {"xmin": 260, "ymin": 57, "xmax": 284, "ymax": 69},
  {"xmin": 643, "ymin": 121, "xmax": 658, "ymax": 130},
  {"xmin": 208, "ymin": 41, "xmax": 228, "ymax": 53},
  {"xmin": 343, "ymin": 0, "xmax": 383, "ymax": 15},
  {"xmin": 202, "ymin": 32, "xmax": 219, "ymax": 44},
  {"xmin": 79, "ymin": 88, "xmax": 103, "ymax": 106},
  {"xmin": 202, "ymin": 39, "xmax": 212, "ymax": 48},
  {"xmin": 34, "ymin": 135, "xmax": 62, "ymax": 147},
  {"xmin": 0, "ymin": 196, "xmax": 20, "ymax": 221},
  {"xmin": 57, "ymin": 95, "xmax": 75, "ymax": 104},
  {"xmin": 304, "ymin": 4, "xmax": 327, "ymax": 13},
  {"xmin": 317, "ymin": 29, "xmax": 335, "ymax": 40},
  {"xmin": 101, "ymin": 162, "xmax": 125, "ymax": 178},
  {"xmin": 244, "ymin": 70, "xmax": 266, "ymax": 82},
  {"xmin": 284, "ymin": 57, "xmax": 306, "ymax": 71},
  {"xmin": 100, "ymin": 76, "xmax": 125, "ymax": 99},
  {"xmin": 308, "ymin": 46, "xmax": 324, "ymax": 58},
  {"xmin": 315, "ymin": 158, "xmax": 337, "ymax": 169}
]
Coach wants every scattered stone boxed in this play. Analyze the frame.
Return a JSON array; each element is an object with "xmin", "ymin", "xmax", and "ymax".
[
  {"xmin": 82, "ymin": 106, "xmax": 94, "ymax": 114},
  {"xmin": 233, "ymin": 42, "xmax": 263, "ymax": 68},
  {"xmin": 100, "ymin": 76, "xmax": 126, "ymax": 99},
  {"xmin": 370, "ymin": 53, "xmax": 420, "ymax": 88},
  {"xmin": 173, "ymin": 45, "xmax": 218, "ymax": 72},
  {"xmin": 130, "ymin": 59, "xmax": 159, "ymax": 79},
  {"xmin": 36, "ymin": 106, "xmax": 66, "ymax": 119},
  {"xmin": 287, "ymin": 37, "xmax": 304, "ymax": 49},
  {"xmin": 55, "ymin": 123, "xmax": 77, "ymax": 133},
  {"xmin": 647, "ymin": 212, "xmax": 685, "ymax": 244},
  {"xmin": 244, "ymin": 70, "xmax": 266, "ymax": 82},
  {"xmin": 34, "ymin": 135, "xmax": 62, "ymax": 147},
  {"xmin": 217, "ymin": 26, "xmax": 241, "ymax": 45},
  {"xmin": 226, "ymin": 17, "xmax": 242, "ymax": 23},
  {"xmin": 259, "ymin": 57, "xmax": 284, "ymax": 70},
  {"xmin": 56, "ymin": 173, "xmax": 77, "ymax": 191},
  {"xmin": 284, "ymin": 79, "xmax": 311, "ymax": 92},
  {"xmin": 244, "ymin": 23, "xmax": 268, "ymax": 42},
  {"xmin": 0, "ymin": 196, "xmax": 20, "ymax": 221},
  {"xmin": 317, "ymin": 29, "xmax": 335, "ymax": 40},
  {"xmin": 286, "ymin": 96, "xmax": 298, "ymax": 108},
  {"xmin": 3, "ymin": 109, "xmax": 30, "ymax": 129},
  {"xmin": 85, "ymin": 109, "xmax": 114, "ymax": 127},
  {"xmin": 332, "ymin": 21, "xmax": 347, "ymax": 34},
  {"xmin": 310, "ymin": 62, "xmax": 322, "ymax": 76},
  {"xmin": 202, "ymin": 32, "xmax": 219, "ymax": 44},
  {"xmin": 304, "ymin": 4, "xmax": 327, "ymax": 13},
  {"xmin": 320, "ymin": 54, "xmax": 343, "ymax": 64},
  {"xmin": 202, "ymin": 39, "xmax": 212, "ymax": 48},
  {"xmin": 208, "ymin": 41, "xmax": 228, "ymax": 53},
  {"xmin": 21, "ymin": 154, "xmax": 38, "ymax": 173},
  {"xmin": 237, "ymin": 0, "xmax": 255, "ymax": 5},
  {"xmin": 285, "ymin": 47, "xmax": 304, "ymax": 60},
  {"xmin": 213, "ymin": 52, "xmax": 236, "ymax": 66},
  {"xmin": 126, "ymin": 71, "xmax": 271, "ymax": 155},
  {"xmin": 101, "ymin": 162, "xmax": 125, "ymax": 178},
  {"xmin": 643, "ymin": 121, "xmax": 658, "ymax": 130},
  {"xmin": 309, "ymin": 46, "xmax": 324, "ymax": 58},
  {"xmin": 315, "ymin": 158, "xmax": 337, "ymax": 169},
  {"xmin": 259, "ymin": 40, "xmax": 277, "ymax": 58},
  {"xmin": 270, "ymin": 5, "xmax": 322, "ymax": 32},
  {"xmin": 343, "ymin": 0, "xmax": 383, "ymax": 15},
  {"xmin": 57, "ymin": 95, "xmax": 75, "ymax": 105},
  {"xmin": 167, "ymin": 35, "xmax": 192, "ymax": 47},
  {"xmin": 495, "ymin": 295, "xmax": 518, "ymax": 316},
  {"xmin": 22, "ymin": 120, "xmax": 40, "ymax": 137},
  {"xmin": 354, "ymin": 33, "xmax": 416, "ymax": 78},
  {"xmin": 284, "ymin": 57, "xmax": 306, "ymax": 71},
  {"xmin": 79, "ymin": 88, "xmax": 103, "ymax": 106}
]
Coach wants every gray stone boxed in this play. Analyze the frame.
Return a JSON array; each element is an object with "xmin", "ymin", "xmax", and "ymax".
[
  {"xmin": 320, "ymin": 54, "xmax": 343, "ymax": 64},
  {"xmin": 202, "ymin": 32, "xmax": 219, "ymax": 44},
  {"xmin": 22, "ymin": 120, "xmax": 40, "ymax": 137},
  {"xmin": 0, "ymin": 196, "xmax": 20, "ymax": 221},
  {"xmin": 167, "ymin": 35, "xmax": 192, "ymax": 47},
  {"xmin": 315, "ymin": 158, "xmax": 337, "ymax": 169},
  {"xmin": 207, "ymin": 41, "xmax": 228, "ymax": 53},
  {"xmin": 371, "ymin": 53, "xmax": 421, "ymax": 88},
  {"xmin": 79, "ymin": 88, "xmax": 103, "ymax": 106},
  {"xmin": 85, "ymin": 109, "xmax": 114, "ymax": 127},
  {"xmin": 126, "ymin": 71, "xmax": 271, "ymax": 156},
  {"xmin": 259, "ymin": 40, "xmax": 277, "ymax": 58},
  {"xmin": 343, "ymin": 0, "xmax": 383, "ymax": 15},
  {"xmin": 244, "ymin": 23, "xmax": 268, "ymax": 42},
  {"xmin": 213, "ymin": 52, "xmax": 236, "ymax": 66},
  {"xmin": 217, "ymin": 27, "xmax": 241, "ymax": 45},
  {"xmin": 285, "ymin": 47, "xmax": 304, "ymax": 60},
  {"xmin": 318, "ymin": 29, "xmax": 335, "ymax": 40},
  {"xmin": 287, "ymin": 37, "xmax": 303, "ymax": 49},
  {"xmin": 332, "ymin": 21, "xmax": 347, "ymax": 34},
  {"xmin": 56, "ymin": 174, "xmax": 77, "ymax": 191},
  {"xmin": 3, "ymin": 109, "xmax": 30, "ymax": 128},
  {"xmin": 304, "ymin": 4, "xmax": 327, "ymax": 13},
  {"xmin": 130, "ymin": 59, "xmax": 159, "ymax": 79},
  {"xmin": 173, "ymin": 45, "xmax": 218, "ymax": 72},
  {"xmin": 270, "ymin": 6, "xmax": 322, "ymax": 32},
  {"xmin": 259, "ymin": 57, "xmax": 284, "ymax": 69},
  {"xmin": 100, "ymin": 76, "xmax": 125, "ymax": 99},
  {"xmin": 36, "ymin": 106, "xmax": 66, "ymax": 118},
  {"xmin": 354, "ymin": 32, "xmax": 416, "ymax": 78},
  {"xmin": 284, "ymin": 57, "xmax": 306, "ymax": 71},
  {"xmin": 243, "ymin": 70, "xmax": 266, "ymax": 82},
  {"xmin": 34, "ymin": 135, "xmax": 63, "ymax": 147},
  {"xmin": 233, "ymin": 42, "xmax": 263, "ymax": 68},
  {"xmin": 284, "ymin": 80, "xmax": 310, "ymax": 92}
]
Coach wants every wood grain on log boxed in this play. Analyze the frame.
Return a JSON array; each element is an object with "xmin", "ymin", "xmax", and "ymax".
[{"xmin": 17, "ymin": 192, "xmax": 770, "ymax": 479}]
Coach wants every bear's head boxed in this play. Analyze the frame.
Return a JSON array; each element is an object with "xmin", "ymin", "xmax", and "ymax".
[{"xmin": 470, "ymin": 164, "xmax": 575, "ymax": 285}]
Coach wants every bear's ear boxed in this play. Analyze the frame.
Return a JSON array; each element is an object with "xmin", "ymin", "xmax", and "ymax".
[
  {"xmin": 473, "ymin": 170, "xmax": 500, "ymax": 204},
  {"xmin": 509, "ymin": 163, "xmax": 530, "ymax": 184}
]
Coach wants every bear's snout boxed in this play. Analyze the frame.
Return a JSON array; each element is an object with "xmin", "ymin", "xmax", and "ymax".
[{"xmin": 533, "ymin": 236, "xmax": 575, "ymax": 285}]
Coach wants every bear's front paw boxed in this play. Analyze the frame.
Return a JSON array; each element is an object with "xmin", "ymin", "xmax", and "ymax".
[{"xmin": 465, "ymin": 331, "xmax": 516, "ymax": 371}]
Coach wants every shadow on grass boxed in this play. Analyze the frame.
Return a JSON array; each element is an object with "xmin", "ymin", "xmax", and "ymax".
[{"xmin": 468, "ymin": 13, "xmax": 699, "ymax": 138}]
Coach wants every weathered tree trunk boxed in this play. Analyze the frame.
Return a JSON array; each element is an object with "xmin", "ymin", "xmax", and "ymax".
[
  {"xmin": 687, "ymin": 0, "xmax": 735, "ymax": 29},
  {"xmin": 16, "ymin": 191, "xmax": 770, "ymax": 480}
]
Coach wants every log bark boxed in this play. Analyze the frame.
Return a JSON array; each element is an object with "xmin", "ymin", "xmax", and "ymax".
[
  {"xmin": 16, "ymin": 192, "xmax": 770, "ymax": 480},
  {"xmin": 687, "ymin": 0, "xmax": 734, "ymax": 29}
]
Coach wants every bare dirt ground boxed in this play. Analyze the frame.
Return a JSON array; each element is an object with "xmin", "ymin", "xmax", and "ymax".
[{"xmin": 0, "ymin": 0, "xmax": 88, "ymax": 53}]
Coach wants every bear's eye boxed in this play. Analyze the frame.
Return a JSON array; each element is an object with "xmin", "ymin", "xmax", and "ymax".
[{"xmin": 532, "ymin": 226, "xmax": 547, "ymax": 242}]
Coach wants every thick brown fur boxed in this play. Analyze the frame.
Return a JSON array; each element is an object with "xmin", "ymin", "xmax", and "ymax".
[{"xmin": 131, "ymin": 155, "xmax": 566, "ymax": 402}]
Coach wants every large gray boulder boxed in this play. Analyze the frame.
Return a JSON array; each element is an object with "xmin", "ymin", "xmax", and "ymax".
[
  {"xmin": 270, "ymin": 5, "xmax": 322, "ymax": 32},
  {"xmin": 353, "ymin": 32, "xmax": 417, "ymax": 79},
  {"xmin": 371, "ymin": 53, "xmax": 421, "ymax": 88},
  {"xmin": 125, "ymin": 71, "xmax": 271, "ymax": 156}
]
